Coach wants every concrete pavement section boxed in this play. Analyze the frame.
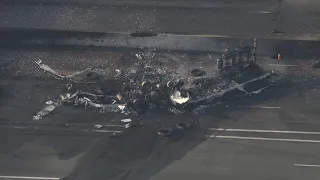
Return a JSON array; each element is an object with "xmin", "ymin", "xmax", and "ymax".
[
  {"xmin": 0, "ymin": 0, "xmax": 281, "ymax": 9},
  {"xmin": 1, "ymin": 49, "xmax": 320, "ymax": 180},
  {"xmin": 1, "ymin": 0, "xmax": 320, "ymax": 40}
]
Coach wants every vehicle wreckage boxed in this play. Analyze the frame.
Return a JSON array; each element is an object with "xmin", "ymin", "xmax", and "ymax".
[{"xmin": 33, "ymin": 44, "xmax": 276, "ymax": 136}]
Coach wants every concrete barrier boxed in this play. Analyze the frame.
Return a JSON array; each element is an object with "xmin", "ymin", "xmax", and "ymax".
[{"xmin": 0, "ymin": 29, "xmax": 319, "ymax": 59}]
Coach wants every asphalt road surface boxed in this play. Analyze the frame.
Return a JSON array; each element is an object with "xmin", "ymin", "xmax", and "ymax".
[
  {"xmin": 1, "ymin": 0, "xmax": 320, "ymax": 39},
  {"xmin": 1, "ymin": 49, "xmax": 320, "ymax": 180}
]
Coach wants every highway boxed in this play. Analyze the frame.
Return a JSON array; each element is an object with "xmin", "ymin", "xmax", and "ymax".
[
  {"xmin": 1, "ymin": 49, "xmax": 320, "ymax": 180},
  {"xmin": 1, "ymin": 0, "xmax": 320, "ymax": 39}
]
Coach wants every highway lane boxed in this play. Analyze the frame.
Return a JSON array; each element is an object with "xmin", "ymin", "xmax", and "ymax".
[
  {"xmin": 149, "ymin": 139, "xmax": 320, "ymax": 180},
  {"xmin": 148, "ymin": 77, "xmax": 320, "ymax": 180},
  {"xmin": 1, "ymin": 49, "xmax": 320, "ymax": 180},
  {"xmin": 1, "ymin": 1, "xmax": 320, "ymax": 39}
]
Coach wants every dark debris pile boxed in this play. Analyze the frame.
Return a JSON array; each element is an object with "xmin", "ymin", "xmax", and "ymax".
[{"xmin": 33, "ymin": 51, "xmax": 276, "ymax": 137}]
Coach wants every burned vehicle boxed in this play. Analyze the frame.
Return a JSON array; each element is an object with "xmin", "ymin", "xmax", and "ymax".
[{"xmin": 33, "ymin": 43, "xmax": 276, "ymax": 137}]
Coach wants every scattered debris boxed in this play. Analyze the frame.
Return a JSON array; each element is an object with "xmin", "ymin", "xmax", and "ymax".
[
  {"xmin": 35, "ymin": 59, "xmax": 64, "ymax": 79},
  {"xmin": 34, "ymin": 91, "xmax": 80, "ymax": 120},
  {"xmin": 94, "ymin": 124, "xmax": 103, "ymax": 129},
  {"xmin": 118, "ymin": 104, "xmax": 126, "ymax": 110},
  {"xmin": 45, "ymin": 100, "xmax": 54, "ymax": 105},
  {"xmin": 115, "ymin": 69, "xmax": 121, "ymax": 77},
  {"xmin": 168, "ymin": 107, "xmax": 184, "ymax": 115},
  {"xmin": 35, "ymin": 59, "xmax": 91, "ymax": 82},
  {"xmin": 87, "ymin": 102, "xmax": 122, "ymax": 112},
  {"xmin": 33, "ymin": 104, "xmax": 58, "ymax": 120},
  {"xmin": 60, "ymin": 91, "xmax": 79, "ymax": 102},
  {"xmin": 66, "ymin": 84, "xmax": 72, "ymax": 91},
  {"xmin": 33, "ymin": 43, "xmax": 277, "ymax": 137},
  {"xmin": 125, "ymin": 123, "xmax": 131, "ymax": 128},
  {"xmin": 170, "ymin": 90, "xmax": 190, "ymax": 105},
  {"xmin": 135, "ymin": 54, "xmax": 143, "ymax": 60},
  {"xmin": 121, "ymin": 119, "xmax": 132, "ymax": 123}
]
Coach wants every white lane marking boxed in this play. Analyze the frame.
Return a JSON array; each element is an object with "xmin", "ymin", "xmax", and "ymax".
[
  {"xmin": 6, "ymin": 126, "xmax": 123, "ymax": 134},
  {"xmin": 209, "ymin": 135, "xmax": 320, "ymax": 143},
  {"xmin": 103, "ymin": 124, "xmax": 125, "ymax": 127},
  {"xmin": 267, "ymin": 64, "xmax": 297, "ymax": 67},
  {"xmin": 0, "ymin": 176, "xmax": 59, "ymax": 180},
  {"xmin": 208, "ymin": 128, "xmax": 320, "ymax": 135},
  {"xmin": 294, "ymin": 164, "xmax": 320, "ymax": 168},
  {"xmin": 258, "ymin": 11, "xmax": 271, "ymax": 14},
  {"xmin": 237, "ymin": 106, "xmax": 281, "ymax": 109},
  {"xmin": 92, "ymin": 130, "xmax": 123, "ymax": 133}
]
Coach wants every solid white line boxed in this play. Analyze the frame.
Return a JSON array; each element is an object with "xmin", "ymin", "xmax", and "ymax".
[
  {"xmin": 267, "ymin": 64, "xmax": 297, "ymax": 67},
  {"xmin": 237, "ymin": 106, "xmax": 281, "ymax": 109},
  {"xmin": 103, "ymin": 124, "xmax": 125, "ymax": 127},
  {"xmin": 294, "ymin": 164, "xmax": 320, "ymax": 168},
  {"xmin": 209, "ymin": 135, "xmax": 320, "ymax": 143},
  {"xmin": 208, "ymin": 128, "xmax": 320, "ymax": 135},
  {"xmin": 92, "ymin": 130, "xmax": 123, "ymax": 133},
  {"xmin": 0, "ymin": 176, "xmax": 59, "ymax": 180}
]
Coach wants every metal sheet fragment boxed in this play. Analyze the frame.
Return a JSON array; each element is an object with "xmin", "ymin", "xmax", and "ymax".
[{"xmin": 35, "ymin": 59, "xmax": 91, "ymax": 82}]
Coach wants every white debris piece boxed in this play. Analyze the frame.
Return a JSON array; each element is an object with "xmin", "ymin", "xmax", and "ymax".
[
  {"xmin": 121, "ymin": 119, "xmax": 132, "ymax": 123},
  {"xmin": 33, "ymin": 104, "xmax": 57, "ymax": 120},
  {"xmin": 115, "ymin": 69, "xmax": 121, "ymax": 77},
  {"xmin": 60, "ymin": 91, "xmax": 79, "ymax": 102},
  {"xmin": 80, "ymin": 92, "xmax": 104, "ymax": 97},
  {"xmin": 125, "ymin": 123, "xmax": 131, "ymax": 128},
  {"xmin": 170, "ymin": 90, "xmax": 190, "ymax": 105},
  {"xmin": 75, "ymin": 98, "xmax": 89, "ymax": 106},
  {"xmin": 135, "ymin": 54, "xmax": 143, "ymax": 60},
  {"xmin": 35, "ymin": 59, "xmax": 64, "ymax": 79},
  {"xmin": 250, "ymin": 86, "xmax": 269, "ymax": 95},
  {"xmin": 33, "ymin": 91, "xmax": 80, "ymax": 120},
  {"xmin": 45, "ymin": 100, "xmax": 54, "ymax": 105},
  {"xmin": 168, "ymin": 107, "xmax": 183, "ymax": 115},
  {"xmin": 94, "ymin": 124, "xmax": 103, "ymax": 129},
  {"xmin": 87, "ymin": 102, "xmax": 122, "ymax": 112},
  {"xmin": 83, "ymin": 97, "xmax": 92, "ymax": 102},
  {"xmin": 118, "ymin": 105, "xmax": 126, "ymax": 110}
]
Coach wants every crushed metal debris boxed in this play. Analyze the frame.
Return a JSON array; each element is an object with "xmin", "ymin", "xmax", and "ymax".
[
  {"xmin": 33, "ymin": 46, "xmax": 276, "ymax": 137},
  {"xmin": 35, "ymin": 59, "xmax": 91, "ymax": 82}
]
